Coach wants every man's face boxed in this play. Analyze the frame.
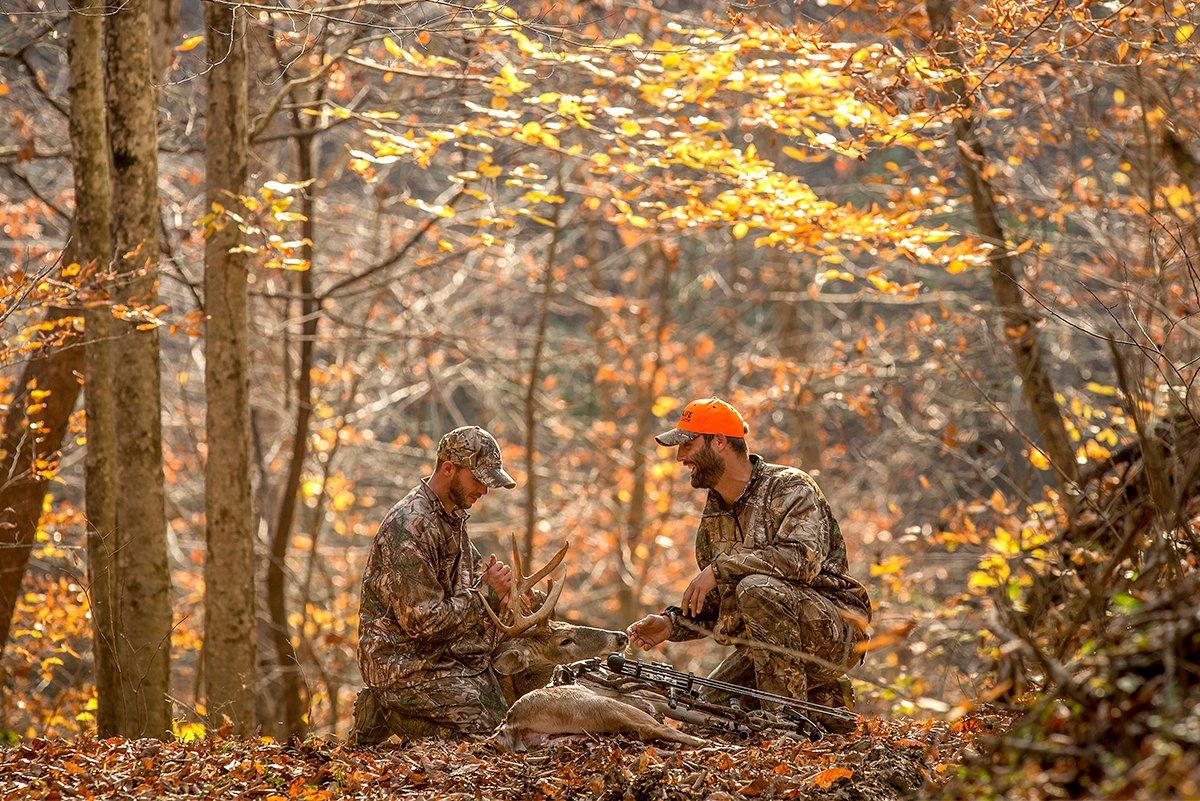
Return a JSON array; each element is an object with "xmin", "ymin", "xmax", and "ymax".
[
  {"xmin": 677, "ymin": 435, "xmax": 725, "ymax": 489},
  {"xmin": 448, "ymin": 465, "xmax": 489, "ymax": 509}
]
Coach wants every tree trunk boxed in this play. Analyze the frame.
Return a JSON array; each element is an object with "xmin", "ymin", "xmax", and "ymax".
[
  {"xmin": 69, "ymin": 0, "xmax": 118, "ymax": 737},
  {"xmin": 266, "ymin": 129, "xmax": 316, "ymax": 739},
  {"xmin": 203, "ymin": 0, "xmax": 256, "ymax": 734},
  {"xmin": 522, "ymin": 168, "xmax": 564, "ymax": 567},
  {"xmin": 773, "ymin": 250, "xmax": 823, "ymax": 472},
  {"xmin": 924, "ymin": 0, "xmax": 1078, "ymax": 497},
  {"xmin": 150, "ymin": 0, "xmax": 179, "ymax": 80},
  {"xmin": 106, "ymin": 0, "xmax": 172, "ymax": 738},
  {"xmin": 620, "ymin": 245, "xmax": 675, "ymax": 623},
  {"xmin": 0, "ymin": 313, "xmax": 83, "ymax": 650}
]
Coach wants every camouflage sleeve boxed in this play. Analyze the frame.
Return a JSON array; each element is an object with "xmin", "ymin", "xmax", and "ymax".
[
  {"xmin": 662, "ymin": 594, "xmax": 719, "ymax": 642},
  {"xmin": 373, "ymin": 517, "xmax": 485, "ymax": 643},
  {"xmin": 709, "ymin": 474, "xmax": 827, "ymax": 585}
]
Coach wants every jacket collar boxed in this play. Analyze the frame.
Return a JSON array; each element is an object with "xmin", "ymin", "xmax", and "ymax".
[
  {"xmin": 706, "ymin": 454, "xmax": 766, "ymax": 511},
  {"xmin": 419, "ymin": 477, "xmax": 469, "ymax": 525}
]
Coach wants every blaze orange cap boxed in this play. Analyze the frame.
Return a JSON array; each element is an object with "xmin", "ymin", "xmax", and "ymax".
[{"xmin": 654, "ymin": 398, "xmax": 749, "ymax": 446}]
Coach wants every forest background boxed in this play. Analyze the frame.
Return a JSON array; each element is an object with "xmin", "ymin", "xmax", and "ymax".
[{"xmin": 1, "ymin": 0, "xmax": 1198, "ymax": 797}]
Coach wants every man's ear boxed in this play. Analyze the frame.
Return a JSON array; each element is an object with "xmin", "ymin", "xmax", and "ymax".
[{"xmin": 492, "ymin": 647, "xmax": 529, "ymax": 676}]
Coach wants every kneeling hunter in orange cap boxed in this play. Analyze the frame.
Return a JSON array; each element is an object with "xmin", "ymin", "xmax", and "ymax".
[{"xmin": 626, "ymin": 398, "xmax": 872, "ymax": 732}]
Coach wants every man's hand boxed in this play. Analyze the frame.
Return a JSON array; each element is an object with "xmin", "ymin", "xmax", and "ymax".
[
  {"xmin": 481, "ymin": 554, "xmax": 514, "ymax": 605},
  {"xmin": 681, "ymin": 565, "xmax": 717, "ymax": 617},
  {"xmin": 626, "ymin": 614, "xmax": 672, "ymax": 650}
]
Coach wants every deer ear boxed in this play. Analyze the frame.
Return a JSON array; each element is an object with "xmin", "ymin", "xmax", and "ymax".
[{"xmin": 492, "ymin": 648, "xmax": 529, "ymax": 676}]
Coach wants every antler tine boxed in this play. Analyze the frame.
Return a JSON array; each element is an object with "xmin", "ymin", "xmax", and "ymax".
[
  {"xmin": 509, "ymin": 533, "xmax": 524, "ymax": 591},
  {"xmin": 523, "ymin": 540, "xmax": 569, "ymax": 588},
  {"xmin": 480, "ymin": 592, "xmax": 521, "ymax": 635},
  {"xmin": 519, "ymin": 575, "xmax": 564, "ymax": 632}
]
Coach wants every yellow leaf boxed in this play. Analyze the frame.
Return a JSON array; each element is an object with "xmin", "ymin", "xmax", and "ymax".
[
  {"xmin": 811, "ymin": 768, "xmax": 854, "ymax": 788},
  {"xmin": 176, "ymin": 35, "xmax": 203, "ymax": 52},
  {"xmin": 1028, "ymin": 448, "xmax": 1050, "ymax": 470},
  {"xmin": 1086, "ymin": 381, "xmax": 1118, "ymax": 396},
  {"xmin": 651, "ymin": 396, "xmax": 679, "ymax": 417},
  {"xmin": 732, "ymin": 222, "xmax": 750, "ymax": 240},
  {"xmin": 1177, "ymin": 24, "xmax": 1194, "ymax": 44},
  {"xmin": 1117, "ymin": 41, "xmax": 1130, "ymax": 60},
  {"xmin": 384, "ymin": 37, "xmax": 403, "ymax": 58}
]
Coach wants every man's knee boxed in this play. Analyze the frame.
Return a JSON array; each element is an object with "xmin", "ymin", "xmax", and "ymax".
[{"xmin": 735, "ymin": 574, "xmax": 790, "ymax": 616}]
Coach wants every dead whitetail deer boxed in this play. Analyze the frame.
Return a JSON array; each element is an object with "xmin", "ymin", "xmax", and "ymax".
[
  {"xmin": 493, "ymin": 685, "xmax": 707, "ymax": 751},
  {"xmin": 479, "ymin": 536, "xmax": 628, "ymax": 704},
  {"xmin": 481, "ymin": 537, "xmax": 704, "ymax": 751}
]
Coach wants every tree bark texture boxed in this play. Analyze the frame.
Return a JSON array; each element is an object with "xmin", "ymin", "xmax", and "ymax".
[
  {"xmin": 266, "ymin": 130, "xmax": 316, "ymax": 739},
  {"xmin": 106, "ymin": 0, "xmax": 172, "ymax": 738},
  {"xmin": 203, "ymin": 1, "xmax": 257, "ymax": 734},
  {"xmin": 150, "ymin": 0, "xmax": 180, "ymax": 81},
  {"xmin": 924, "ymin": 0, "xmax": 1079, "ymax": 493},
  {"xmin": 69, "ymin": 0, "xmax": 119, "ymax": 737}
]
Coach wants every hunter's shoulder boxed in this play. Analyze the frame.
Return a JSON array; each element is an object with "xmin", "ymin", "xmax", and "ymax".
[
  {"xmin": 758, "ymin": 461, "xmax": 822, "ymax": 495},
  {"xmin": 376, "ymin": 483, "xmax": 444, "ymax": 542}
]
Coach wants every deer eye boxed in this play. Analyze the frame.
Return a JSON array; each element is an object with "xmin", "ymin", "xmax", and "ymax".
[{"xmin": 558, "ymin": 636, "xmax": 573, "ymax": 646}]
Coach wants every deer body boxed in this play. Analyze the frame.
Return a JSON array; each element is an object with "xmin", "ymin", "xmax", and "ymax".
[{"xmin": 492, "ymin": 684, "xmax": 706, "ymax": 751}]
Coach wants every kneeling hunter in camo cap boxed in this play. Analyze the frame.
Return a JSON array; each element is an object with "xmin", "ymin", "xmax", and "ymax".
[{"xmin": 351, "ymin": 426, "xmax": 519, "ymax": 744}]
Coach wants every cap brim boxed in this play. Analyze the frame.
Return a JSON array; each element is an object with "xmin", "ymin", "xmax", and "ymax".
[
  {"xmin": 654, "ymin": 428, "xmax": 700, "ymax": 447},
  {"xmin": 476, "ymin": 466, "xmax": 517, "ymax": 489}
]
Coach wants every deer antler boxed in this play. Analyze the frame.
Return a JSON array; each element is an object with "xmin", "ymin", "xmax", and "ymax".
[{"xmin": 481, "ymin": 535, "xmax": 568, "ymax": 637}]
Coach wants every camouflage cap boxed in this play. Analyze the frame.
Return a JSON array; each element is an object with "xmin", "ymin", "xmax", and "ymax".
[{"xmin": 436, "ymin": 426, "xmax": 517, "ymax": 489}]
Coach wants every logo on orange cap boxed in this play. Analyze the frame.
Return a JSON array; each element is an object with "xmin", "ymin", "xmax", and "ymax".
[{"xmin": 654, "ymin": 398, "xmax": 749, "ymax": 446}]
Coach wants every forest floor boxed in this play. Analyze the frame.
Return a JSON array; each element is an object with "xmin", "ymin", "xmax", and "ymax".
[{"xmin": 0, "ymin": 708, "xmax": 1016, "ymax": 800}]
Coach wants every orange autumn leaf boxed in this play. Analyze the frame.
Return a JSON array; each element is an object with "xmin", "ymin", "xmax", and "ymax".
[{"xmin": 811, "ymin": 768, "xmax": 854, "ymax": 788}]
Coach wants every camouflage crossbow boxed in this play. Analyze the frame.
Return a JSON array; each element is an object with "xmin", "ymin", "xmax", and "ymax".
[{"xmin": 554, "ymin": 653, "xmax": 859, "ymax": 741}]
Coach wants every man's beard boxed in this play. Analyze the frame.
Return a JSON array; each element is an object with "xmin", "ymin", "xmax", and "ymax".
[
  {"xmin": 688, "ymin": 442, "xmax": 725, "ymax": 488},
  {"xmin": 448, "ymin": 471, "xmax": 476, "ymax": 509}
]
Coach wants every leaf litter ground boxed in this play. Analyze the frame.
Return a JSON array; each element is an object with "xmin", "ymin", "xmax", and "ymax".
[{"xmin": 0, "ymin": 709, "xmax": 1014, "ymax": 800}]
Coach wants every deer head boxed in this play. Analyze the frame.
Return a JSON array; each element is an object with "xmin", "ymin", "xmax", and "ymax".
[{"xmin": 481, "ymin": 534, "xmax": 568, "ymax": 637}]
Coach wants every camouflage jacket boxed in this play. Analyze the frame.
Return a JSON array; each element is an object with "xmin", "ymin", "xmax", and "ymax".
[
  {"xmin": 664, "ymin": 455, "xmax": 871, "ymax": 643},
  {"xmin": 358, "ymin": 479, "xmax": 496, "ymax": 689}
]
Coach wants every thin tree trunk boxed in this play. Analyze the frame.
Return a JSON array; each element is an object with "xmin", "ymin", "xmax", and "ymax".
[
  {"xmin": 522, "ymin": 168, "xmax": 565, "ymax": 567},
  {"xmin": 203, "ymin": 0, "xmax": 256, "ymax": 734},
  {"xmin": 68, "ymin": 0, "xmax": 118, "ymax": 737},
  {"xmin": 0, "ymin": 313, "xmax": 83, "ymax": 650},
  {"xmin": 924, "ymin": 0, "xmax": 1078, "ymax": 497},
  {"xmin": 620, "ymin": 245, "xmax": 675, "ymax": 623},
  {"xmin": 266, "ymin": 128, "xmax": 316, "ymax": 738},
  {"xmin": 774, "ymin": 250, "xmax": 823, "ymax": 471},
  {"xmin": 106, "ymin": 0, "xmax": 172, "ymax": 738},
  {"xmin": 150, "ymin": 0, "xmax": 179, "ymax": 80}
]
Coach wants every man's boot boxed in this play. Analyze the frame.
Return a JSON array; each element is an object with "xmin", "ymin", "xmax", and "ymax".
[
  {"xmin": 349, "ymin": 688, "xmax": 392, "ymax": 746},
  {"xmin": 807, "ymin": 678, "xmax": 858, "ymax": 735}
]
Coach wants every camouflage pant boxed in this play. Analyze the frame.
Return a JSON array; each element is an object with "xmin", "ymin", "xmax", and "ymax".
[
  {"xmin": 350, "ymin": 668, "xmax": 508, "ymax": 745},
  {"xmin": 708, "ymin": 575, "xmax": 866, "ymax": 707}
]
